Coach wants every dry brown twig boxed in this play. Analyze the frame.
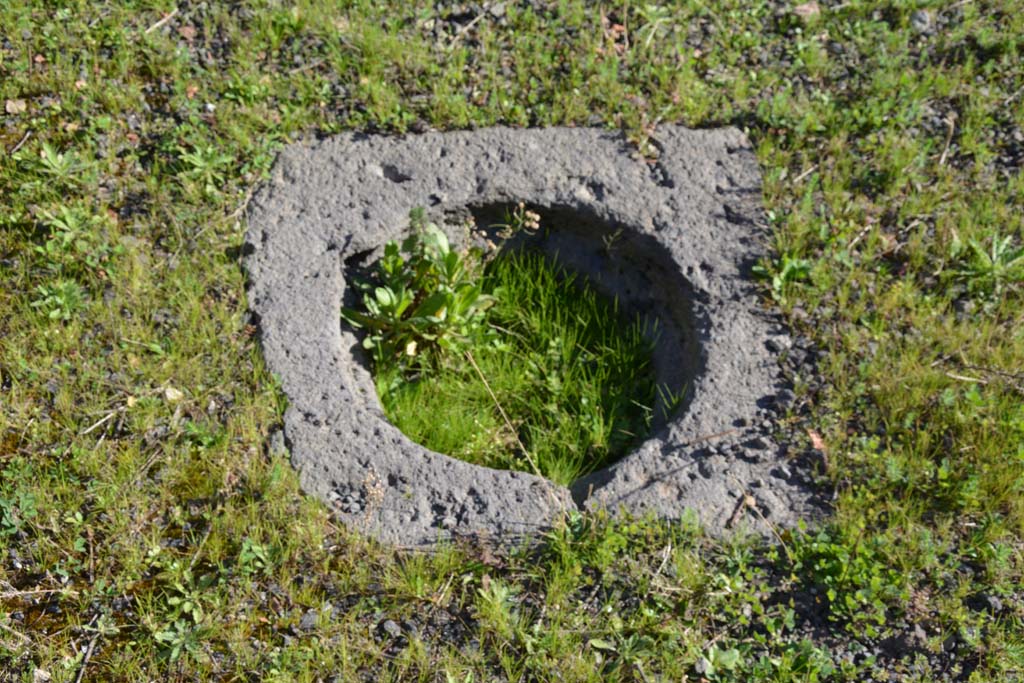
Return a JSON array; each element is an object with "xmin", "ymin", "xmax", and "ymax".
[
  {"xmin": 446, "ymin": 5, "xmax": 489, "ymax": 51},
  {"xmin": 144, "ymin": 7, "xmax": 178, "ymax": 34},
  {"xmin": 938, "ymin": 113, "xmax": 957, "ymax": 166},
  {"xmin": 0, "ymin": 620, "xmax": 31, "ymax": 644},
  {"xmin": 464, "ymin": 350, "xmax": 570, "ymax": 514},
  {"xmin": 7, "ymin": 129, "xmax": 31, "ymax": 156},
  {"xmin": 74, "ymin": 632, "xmax": 99, "ymax": 683},
  {"xmin": 792, "ymin": 163, "xmax": 819, "ymax": 183},
  {"xmin": 725, "ymin": 491, "xmax": 757, "ymax": 530}
]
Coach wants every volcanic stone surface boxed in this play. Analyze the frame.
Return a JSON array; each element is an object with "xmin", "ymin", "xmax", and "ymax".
[{"xmin": 244, "ymin": 125, "xmax": 823, "ymax": 547}]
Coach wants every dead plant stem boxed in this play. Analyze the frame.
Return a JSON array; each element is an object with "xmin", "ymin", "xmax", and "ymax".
[{"xmin": 464, "ymin": 350, "xmax": 539, "ymax": 479}]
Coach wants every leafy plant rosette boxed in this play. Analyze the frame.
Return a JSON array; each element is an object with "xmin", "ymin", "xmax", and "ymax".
[{"xmin": 342, "ymin": 206, "xmax": 537, "ymax": 373}]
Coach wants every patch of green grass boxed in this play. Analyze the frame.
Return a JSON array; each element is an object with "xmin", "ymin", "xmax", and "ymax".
[
  {"xmin": 0, "ymin": 0, "xmax": 1022, "ymax": 680},
  {"xmin": 377, "ymin": 249, "xmax": 659, "ymax": 486}
]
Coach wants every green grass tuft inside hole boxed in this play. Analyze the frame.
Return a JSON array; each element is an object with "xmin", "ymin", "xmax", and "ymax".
[{"xmin": 375, "ymin": 249, "xmax": 660, "ymax": 486}]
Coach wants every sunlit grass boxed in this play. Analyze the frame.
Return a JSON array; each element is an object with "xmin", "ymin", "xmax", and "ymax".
[
  {"xmin": 0, "ymin": 0, "xmax": 1021, "ymax": 679},
  {"xmin": 377, "ymin": 250, "xmax": 659, "ymax": 485}
]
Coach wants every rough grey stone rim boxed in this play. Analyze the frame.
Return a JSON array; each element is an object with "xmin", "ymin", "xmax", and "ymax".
[{"xmin": 244, "ymin": 125, "xmax": 822, "ymax": 547}]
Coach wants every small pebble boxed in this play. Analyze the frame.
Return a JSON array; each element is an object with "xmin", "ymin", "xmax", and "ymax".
[
  {"xmin": 268, "ymin": 429, "xmax": 288, "ymax": 457},
  {"xmin": 299, "ymin": 609, "xmax": 318, "ymax": 632},
  {"xmin": 380, "ymin": 619, "xmax": 402, "ymax": 639},
  {"xmin": 5, "ymin": 99, "xmax": 27, "ymax": 115},
  {"xmin": 910, "ymin": 9, "xmax": 933, "ymax": 35},
  {"xmin": 967, "ymin": 592, "xmax": 1003, "ymax": 614}
]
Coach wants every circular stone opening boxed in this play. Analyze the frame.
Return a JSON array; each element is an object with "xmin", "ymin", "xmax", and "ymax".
[
  {"xmin": 247, "ymin": 126, "xmax": 824, "ymax": 545},
  {"xmin": 342, "ymin": 202, "xmax": 701, "ymax": 488}
]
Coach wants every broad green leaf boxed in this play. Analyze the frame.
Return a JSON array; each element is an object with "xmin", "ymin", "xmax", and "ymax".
[
  {"xmin": 393, "ymin": 287, "xmax": 413, "ymax": 317},
  {"xmin": 714, "ymin": 647, "xmax": 741, "ymax": 670},
  {"xmin": 426, "ymin": 224, "xmax": 449, "ymax": 255},
  {"xmin": 374, "ymin": 286, "xmax": 395, "ymax": 307},
  {"xmin": 412, "ymin": 290, "xmax": 450, "ymax": 319},
  {"xmin": 444, "ymin": 250, "xmax": 461, "ymax": 281}
]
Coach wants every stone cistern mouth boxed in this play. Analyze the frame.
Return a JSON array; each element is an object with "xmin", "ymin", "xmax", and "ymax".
[{"xmin": 244, "ymin": 125, "xmax": 822, "ymax": 546}]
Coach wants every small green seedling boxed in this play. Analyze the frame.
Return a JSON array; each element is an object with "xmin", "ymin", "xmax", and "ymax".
[
  {"xmin": 31, "ymin": 280, "xmax": 86, "ymax": 320},
  {"xmin": 752, "ymin": 254, "xmax": 812, "ymax": 302},
  {"xmin": 342, "ymin": 207, "xmax": 497, "ymax": 369},
  {"xmin": 951, "ymin": 230, "xmax": 1024, "ymax": 297}
]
